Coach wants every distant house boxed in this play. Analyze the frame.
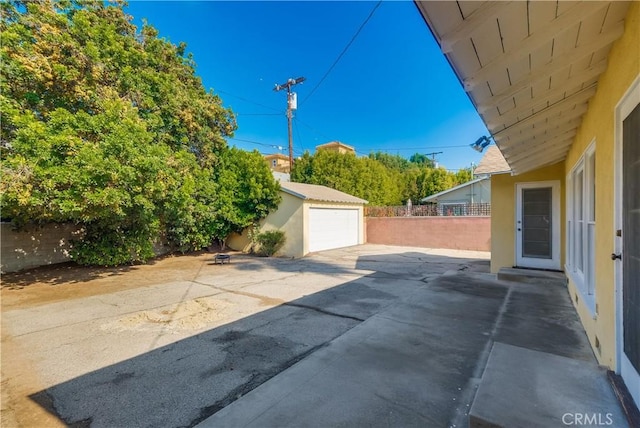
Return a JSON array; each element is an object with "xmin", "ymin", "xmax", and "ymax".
[
  {"xmin": 420, "ymin": 145, "xmax": 507, "ymax": 210},
  {"xmin": 421, "ymin": 177, "xmax": 490, "ymax": 205},
  {"xmin": 227, "ymin": 182, "xmax": 367, "ymax": 258},
  {"xmin": 315, "ymin": 141, "xmax": 355, "ymax": 155},
  {"xmin": 264, "ymin": 153, "xmax": 290, "ymax": 173},
  {"xmin": 472, "ymin": 145, "xmax": 511, "ymax": 178}
]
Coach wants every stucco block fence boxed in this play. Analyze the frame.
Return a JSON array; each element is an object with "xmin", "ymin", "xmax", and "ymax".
[
  {"xmin": 1, "ymin": 223, "xmax": 172, "ymax": 273},
  {"xmin": 1, "ymin": 222, "xmax": 84, "ymax": 273},
  {"xmin": 365, "ymin": 216, "xmax": 491, "ymax": 251}
]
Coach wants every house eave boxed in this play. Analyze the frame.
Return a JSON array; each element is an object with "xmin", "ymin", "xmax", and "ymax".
[{"xmin": 414, "ymin": 0, "xmax": 631, "ymax": 174}]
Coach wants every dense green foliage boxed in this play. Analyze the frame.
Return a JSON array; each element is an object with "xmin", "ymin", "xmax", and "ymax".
[
  {"xmin": 1, "ymin": 0, "xmax": 280, "ymax": 265},
  {"xmin": 292, "ymin": 151, "xmax": 473, "ymax": 206},
  {"xmin": 255, "ymin": 230, "xmax": 286, "ymax": 257}
]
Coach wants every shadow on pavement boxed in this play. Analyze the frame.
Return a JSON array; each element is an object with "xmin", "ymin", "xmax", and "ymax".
[
  {"xmin": 24, "ymin": 249, "xmax": 605, "ymax": 428},
  {"xmin": 24, "ymin": 250, "xmax": 491, "ymax": 427}
]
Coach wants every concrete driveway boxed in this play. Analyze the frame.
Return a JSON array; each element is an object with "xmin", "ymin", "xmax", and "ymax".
[{"xmin": 1, "ymin": 244, "xmax": 627, "ymax": 427}]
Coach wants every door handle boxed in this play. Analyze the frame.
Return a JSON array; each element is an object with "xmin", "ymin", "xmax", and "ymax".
[{"xmin": 611, "ymin": 253, "xmax": 622, "ymax": 260}]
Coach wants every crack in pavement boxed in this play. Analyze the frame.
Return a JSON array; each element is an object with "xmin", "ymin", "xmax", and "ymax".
[
  {"xmin": 191, "ymin": 272, "xmax": 303, "ymax": 291},
  {"xmin": 190, "ymin": 281, "xmax": 287, "ymax": 307},
  {"xmin": 283, "ymin": 302, "xmax": 365, "ymax": 322},
  {"xmin": 192, "ymin": 280, "xmax": 368, "ymax": 322}
]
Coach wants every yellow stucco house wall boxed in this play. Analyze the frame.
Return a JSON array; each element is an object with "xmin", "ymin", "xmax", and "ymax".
[
  {"xmin": 490, "ymin": 1, "xmax": 640, "ymax": 370},
  {"xmin": 491, "ymin": 163, "xmax": 566, "ymax": 274}
]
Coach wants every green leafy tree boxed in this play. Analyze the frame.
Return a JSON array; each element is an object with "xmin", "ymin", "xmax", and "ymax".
[
  {"xmin": 417, "ymin": 167, "xmax": 456, "ymax": 198},
  {"xmin": 212, "ymin": 148, "xmax": 281, "ymax": 248},
  {"xmin": 455, "ymin": 168, "xmax": 473, "ymax": 183},
  {"xmin": 292, "ymin": 150, "xmax": 473, "ymax": 206},
  {"xmin": 409, "ymin": 153, "xmax": 435, "ymax": 168},
  {"xmin": 368, "ymin": 151, "xmax": 411, "ymax": 171},
  {"xmin": 1, "ymin": 0, "xmax": 279, "ymax": 265},
  {"xmin": 291, "ymin": 150, "xmax": 401, "ymax": 205}
]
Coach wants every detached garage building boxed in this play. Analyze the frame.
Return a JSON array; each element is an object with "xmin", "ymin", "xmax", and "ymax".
[{"xmin": 228, "ymin": 182, "xmax": 367, "ymax": 258}]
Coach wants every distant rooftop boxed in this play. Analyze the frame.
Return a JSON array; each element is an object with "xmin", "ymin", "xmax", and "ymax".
[
  {"xmin": 474, "ymin": 146, "xmax": 511, "ymax": 175},
  {"xmin": 280, "ymin": 182, "xmax": 367, "ymax": 204},
  {"xmin": 315, "ymin": 141, "xmax": 355, "ymax": 153},
  {"xmin": 421, "ymin": 177, "xmax": 489, "ymax": 202},
  {"xmin": 264, "ymin": 153, "xmax": 289, "ymax": 160}
]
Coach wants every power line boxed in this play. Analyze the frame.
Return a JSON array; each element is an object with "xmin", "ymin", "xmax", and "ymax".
[
  {"xmin": 295, "ymin": 117, "xmax": 334, "ymax": 142},
  {"xmin": 366, "ymin": 145, "xmax": 470, "ymax": 151},
  {"xmin": 236, "ymin": 113, "xmax": 283, "ymax": 116},
  {"xmin": 231, "ymin": 137, "xmax": 471, "ymax": 155},
  {"xmin": 216, "ymin": 89, "xmax": 281, "ymax": 112},
  {"xmin": 292, "ymin": 118, "xmax": 307, "ymax": 153},
  {"xmin": 300, "ymin": 0, "xmax": 383, "ymax": 106},
  {"xmin": 227, "ymin": 137, "xmax": 284, "ymax": 150}
]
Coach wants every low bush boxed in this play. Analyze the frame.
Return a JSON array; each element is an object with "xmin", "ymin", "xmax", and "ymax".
[{"xmin": 255, "ymin": 230, "xmax": 286, "ymax": 257}]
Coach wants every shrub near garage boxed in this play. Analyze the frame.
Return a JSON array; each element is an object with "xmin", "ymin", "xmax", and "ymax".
[{"xmin": 255, "ymin": 230, "xmax": 286, "ymax": 257}]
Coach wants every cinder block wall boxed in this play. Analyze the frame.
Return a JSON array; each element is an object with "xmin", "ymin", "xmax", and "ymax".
[
  {"xmin": 1, "ymin": 223, "xmax": 83, "ymax": 273},
  {"xmin": 366, "ymin": 217, "xmax": 491, "ymax": 251}
]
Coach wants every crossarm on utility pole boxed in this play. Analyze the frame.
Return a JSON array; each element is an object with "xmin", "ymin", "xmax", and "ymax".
[{"xmin": 274, "ymin": 76, "xmax": 306, "ymax": 170}]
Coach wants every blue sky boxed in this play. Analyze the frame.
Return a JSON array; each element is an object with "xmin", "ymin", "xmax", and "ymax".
[{"xmin": 124, "ymin": 1, "xmax": 490, "ymax": 171}]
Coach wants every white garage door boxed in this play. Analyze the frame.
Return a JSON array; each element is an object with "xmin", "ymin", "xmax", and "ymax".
[{"xmin": 308, "ymin": 208, "xmax": 359, "ymax": 252}]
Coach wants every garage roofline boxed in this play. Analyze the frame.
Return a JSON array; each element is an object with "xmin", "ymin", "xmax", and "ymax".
[{"xmin": 280, "ymin": 182, "xmax": 368, "ymax": 205}]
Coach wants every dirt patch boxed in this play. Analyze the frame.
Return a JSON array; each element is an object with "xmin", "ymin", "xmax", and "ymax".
[
  {"xmin": 1, "ymin": 336, "xmax": 66, "ymax": 428},
  {"xmin": 0, "ymin": 251, "xmax": 241, "ymax": 426},
  {"xmin": 101, "ymin": 296, "xmax": 232, "ymax": 333},
  {"xmin": 0, "ymin": 252, "xmax": 240, "ymax": 310}
]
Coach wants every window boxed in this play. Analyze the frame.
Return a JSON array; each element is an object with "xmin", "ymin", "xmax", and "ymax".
[{"xmin": 567, "ymin": 142, "xmax": 596, "ymax": 313}]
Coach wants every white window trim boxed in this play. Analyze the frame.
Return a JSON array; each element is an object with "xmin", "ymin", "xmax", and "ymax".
[{"xmin": 566, "ymin": 140, "xmax": 596, "ymax": 317}]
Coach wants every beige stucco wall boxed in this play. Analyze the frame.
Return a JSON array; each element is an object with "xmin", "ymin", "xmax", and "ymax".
[
  {"xmin": 562, "ymin": 1, "xmax": 640, "ymax": 370},
  {"xmin": 227, "ymin": 193, "xmax": 365, "ymax": 258},
  {"xmin": 0, "ymin": 222, "xmax": 84, "ymax": 273},
  {"xmin": 227, "ymin": 192, "xmax": 305, "ymax": 257},
  {"xmin": 490, "ymin": 163, "xmax": 566, "ymax": 274}
]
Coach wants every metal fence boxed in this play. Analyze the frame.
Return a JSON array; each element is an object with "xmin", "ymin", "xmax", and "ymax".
[{"xmin": 365, "ymin": 203, "xmax": 491, "ymax": 217}]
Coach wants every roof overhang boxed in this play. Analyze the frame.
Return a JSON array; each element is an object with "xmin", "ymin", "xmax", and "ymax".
[{"xmin": 415, "ymin": 1, "xmax": 631, "ymax": 174}]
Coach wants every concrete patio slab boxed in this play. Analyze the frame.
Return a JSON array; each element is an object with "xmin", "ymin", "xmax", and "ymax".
[
  {"xmin": 2, "ymin": 245, "xmax": 489, "ymax": 427},
  {"xmin": 2, "ymin": 244, "xmax": 626, "ymax": 428},
  {"xmin": 197, "ymin": 269, "xmax": 627, "ymax": 428},
  {"xmin": 469, "ymin": 343, "xmax": 628, "ymax": 428}
]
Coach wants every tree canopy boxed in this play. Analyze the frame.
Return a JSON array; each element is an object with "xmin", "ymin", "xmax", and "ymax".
[
  {"xmin": 1, "ymin": 0, "xmax": 280, "ymax": 265},
  {"xmin": 292, "ymin": 151, "xmax": 473, "ymax": 206}
]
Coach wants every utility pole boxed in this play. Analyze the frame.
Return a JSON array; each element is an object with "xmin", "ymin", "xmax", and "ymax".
[
  {"xmin": 274, "ymin": 77, "xmax": 306, "ymax": 168},
  {"xmin": 425, "ymin": 151, "xmax": 443, "ymax": 168}
]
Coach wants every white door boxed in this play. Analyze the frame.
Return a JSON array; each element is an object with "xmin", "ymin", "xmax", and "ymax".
[
  {"xmin": 515, "ymin": 181, "xmax": 561, "ymax": 270},
  {"xmin": 308, "ymin": 208, "xmax": 359, "ymax": 252},
  {"xmin": 615, "ymin": 78, "xmax": 640, "ymax": 409}
]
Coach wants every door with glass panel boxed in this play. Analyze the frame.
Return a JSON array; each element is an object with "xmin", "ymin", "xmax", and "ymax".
[{"xmin": 515, "ymin": 181, "xmax": 561, "ymax": 270}]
